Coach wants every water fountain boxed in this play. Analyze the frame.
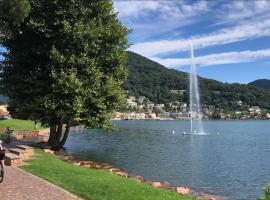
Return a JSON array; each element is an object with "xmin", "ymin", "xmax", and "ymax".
[{"xmin": 189, "ymin": 43, "xmax": 204, "ymax": 134}]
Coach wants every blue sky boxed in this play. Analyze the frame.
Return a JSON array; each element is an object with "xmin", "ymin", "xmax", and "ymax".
[{"xmin": 113, "ymin": 0, "xmax": 270, "ymax": 83}]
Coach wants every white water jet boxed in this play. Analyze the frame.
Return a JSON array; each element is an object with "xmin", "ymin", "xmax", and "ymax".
[{"xmin": 189, "ymin": 43, "xmax": 205, "ymax": 135}]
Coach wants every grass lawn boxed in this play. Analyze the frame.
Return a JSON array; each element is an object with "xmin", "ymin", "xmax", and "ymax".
[
  {"xmin": 21, "ymin": 149, "xmax": 195, "ymax": 200},
  {"xmin": 0, "ymin": 119, "xmax": 45, "ymax": 130}
]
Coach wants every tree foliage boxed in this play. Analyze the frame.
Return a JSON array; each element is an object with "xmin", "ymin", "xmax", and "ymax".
[
  {"xmin": 0, "ymin": 0, "xmax": 129, "ymax": 148},
  {"xmin": 248, "ymin": 79, "xmax": 270, "ymax": 90},
  {"xmin": 0, "ymin": 0, "xmax": 30, "ymax": 38}
]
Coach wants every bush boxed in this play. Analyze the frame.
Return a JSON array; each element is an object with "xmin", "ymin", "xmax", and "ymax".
[
  {"xmin": 0, "ymin": 133, "xmax": 8, "ymax": 140},
  {"xmin": 258, "ymin": 184, "xmax": 270, "ymax": 200}
]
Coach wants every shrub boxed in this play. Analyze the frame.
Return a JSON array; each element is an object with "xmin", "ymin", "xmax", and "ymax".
[{"xmin": 258, "ymin": 184, "xmax": 270, "ymax": 200}]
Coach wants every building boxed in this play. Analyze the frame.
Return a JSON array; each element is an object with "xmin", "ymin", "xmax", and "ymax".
[
  {"xmin": 248, "ymin": 106, "xmax": 261, "ymax": 114},
  {"xmin": 155, "ymin": 104, "xmax": 165, "ymax": 110},
  {"xmin": 147, "ymin": 113, "xmax": 157, "ymax": 119},
  {"xmin": 137, "ymin": 96, "xmax": 146, "ymax": 104},
  {"xmin": 0, "ymin": 110, "xmax": 11, "ymax": 119}
]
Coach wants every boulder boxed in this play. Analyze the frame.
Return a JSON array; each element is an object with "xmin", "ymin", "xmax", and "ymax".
[
  {"xmin": 102, "ymin": 165, "xmax": 113, "ymax": 169},
  {"xmin": 80, "ymin": 160, "xmax": 94, "ymax": 166},
  {"xmin": 175, "ymin": 186, "xmax": 191, "ymax": 195},
  {"xmin": 94, "ymin": 164, "xmax": 102, "ymax": 169},
  {"xmin": 108, "ymin": 168, "xmax": 121, "ymax": 173},
  {"xmin": 72, "ymin": 161, "xmax": 81, "ymax": 166},
  {"xmin": 134, "ymin": 176, "xmax": 144, "ymax": 183},
  {"xmin": 43, "ymin": 149, "xmax": 54, "ymax": 154},
  {"xmin": 151, "ymin": 181, "xmax": 163, "ymax": 188},
  {"xmin": 115, "ymin": 171, "xmax": 128, "ymax": 178},
  {"xmin": 198, "ymin": 192, "xmax": 227, "ymax": 200}
]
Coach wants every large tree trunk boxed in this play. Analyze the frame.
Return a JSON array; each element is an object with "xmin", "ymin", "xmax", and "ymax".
[
  {"xmin": 47, "ymin": 125, "xmax": 56, "ymax": 146},
  {"xmin": 47, "ymin": 123, "xmax": 70, "ymax": 150},
  {"xmin": 59, "ymin": 123, "xmax": 70, "ymax": 147}
]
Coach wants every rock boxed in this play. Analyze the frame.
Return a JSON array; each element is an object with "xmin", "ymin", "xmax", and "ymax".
[
  {"xmin": 53, "ymin": 151, "xmax": 63, "ymax": 156},
  {"xmin": 102, "ymin": 165, "xmax": 113, "ymax": 169},
  {"xmin": 175, "ymin": 186, "xmax": 191, "ymax": 195},
  {"xmin": 94, "ymin": 164, "xmax": 102, "ymax": 169},
  {"xmin": 61, "ymin": 156, "xmax": 70, "ymax": 161},
  {"xmin": 135, "ymin": 176, "xmax": 144, "ymax": 183},
  {"xmin": 43, "ymin": 149, "xmax": 54, "ymax": 154},
  {"xmin": 108, "ymin": 168, "xmax": 121, "ymax": 173},
  {"xmin": 161, "ymin": 181, "xmax": 170, "ymax": 188},
  {"xmin": 198, "ymin": 192, "xmax": 226, "ymax": 200},
  {"xmin": 151, "ymin": 181, "xmax": 163, "ymax": 188},
  {"xmin": 80, "ymin": 161, "xmax": 94, "ymax": 166},
  {"xmin": 72, "ymin": 161, "xmax": 81, "ymax": 166},
  {"xmin": 115, "ymin": 171, "xmax": 128, "ymax": 178},
  {"xmin": 100, "ymin": 163, "xmax": 109, "ymax": 166},
  {"xmin": 82, "ymin": 164, "xmax": 92, "ymax": 168}
]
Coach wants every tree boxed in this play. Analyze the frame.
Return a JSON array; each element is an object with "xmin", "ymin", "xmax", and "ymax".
[
  {"xmin": 0, "ymin": 0, "xmax": 30, "ymax": 38},
  {"xmin": 0, "ymin": 0, "xmax": 129, "ymax": 149}
]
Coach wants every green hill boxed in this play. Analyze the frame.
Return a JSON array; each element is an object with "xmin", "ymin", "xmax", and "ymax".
[
  {"xmin": 248, "ymin": 79, "xmax": 270, "ymax": 89},
  {"xmin": 124, "ymin": 51, "xmax": 270, "ymax": 111}
]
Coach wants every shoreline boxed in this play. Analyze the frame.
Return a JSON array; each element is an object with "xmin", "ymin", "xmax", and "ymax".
[
  {"xmin": 40, "ymin": 144, "xmax": 226, "ymax": 200},
  {"xmin": 112, "ymin": 118, "xmax": 270, "ymax": 121}
]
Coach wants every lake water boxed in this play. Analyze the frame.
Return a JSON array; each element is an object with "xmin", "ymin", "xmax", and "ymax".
[{"xmin": 64, "ymin": 120, "xmax": 270, "ymax": 200}]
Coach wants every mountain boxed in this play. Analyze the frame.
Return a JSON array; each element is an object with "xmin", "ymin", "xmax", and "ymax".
[
  {"xmin": 248, "ymin": 79, "xmax": 270, "ymax": 89},
  {"xmin": 124, "ymin": 51, "xmax": 270, "ymax": 110}
]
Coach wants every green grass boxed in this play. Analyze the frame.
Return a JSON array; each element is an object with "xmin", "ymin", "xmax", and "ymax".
[
  {"xmin": 0, "ymin": 119, "xmax": 45, "ymax": 130},
  {"xmin": 21, "ymin": 149, "xmax": 195, "ymax": 200}
]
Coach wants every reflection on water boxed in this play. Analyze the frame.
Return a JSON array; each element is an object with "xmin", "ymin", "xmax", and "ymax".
[{"xmin": 64, "ymin": 120, "xmax": 270, "ymax": 200}]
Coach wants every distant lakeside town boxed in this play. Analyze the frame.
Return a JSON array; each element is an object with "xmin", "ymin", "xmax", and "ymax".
[{"xmin": 115, "ymin": 95, "xmax": 270, "ymax": 120}]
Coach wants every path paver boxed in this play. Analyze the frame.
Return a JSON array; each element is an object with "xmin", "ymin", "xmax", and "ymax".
[{"xmin": 0, "ymin": 166, "xmax": 82, "ymax": 200}]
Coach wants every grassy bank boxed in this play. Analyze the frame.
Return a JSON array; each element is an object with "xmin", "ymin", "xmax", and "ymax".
[
  {"xmin": 21, "ymin": 149, "xmax": 195, "ymax": 200},
  {"xmin": 0, "ymin": 119, "xmax": 45, "ymax": 130}
]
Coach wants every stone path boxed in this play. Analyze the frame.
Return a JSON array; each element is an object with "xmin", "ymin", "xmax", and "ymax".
[{"xmin": 0, "ymin": 166, "xmax": 82, "ymax": 200}]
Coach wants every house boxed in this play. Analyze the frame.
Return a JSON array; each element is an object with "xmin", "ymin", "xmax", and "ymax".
[
  {"xmin": 235, "ymin": 111, "xmax": 242, "ymax": 115},
  {"xmin": 146, "ymin": 104, "xmax": 155, "ymax": 109},
  {"xmin": 135, "ymin": 113, "xmax": 146, "ymax": 120},
  {"xmin": 0, "ymin": 105, "xmax": 8, "ymax": 113},
  {"xmin": 0, "ymin": 110, "xmax": 11, "ymax": 119},
  {"xmin": 127, "ymin": 101, "xmax": 137, "ymax": 109},
  {"xmin": 147, "ymin": 113, "xmax": 157, "ymax": 119},
  {"xmin": 248, "ymin": 106, "xmax": 261, "ymax": 114},
  {"xmin": 137, "ymin": 96, "xmax": 146, "ymax": 104},
  {"xmin": 155, "ymin": 104, "xmax": 165, "ymax": 110}
]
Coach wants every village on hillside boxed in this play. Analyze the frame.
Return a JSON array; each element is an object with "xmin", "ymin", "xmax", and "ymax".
[{"xmin": 115, "ymin": 95, "xmax": 270, "ymax": 120}]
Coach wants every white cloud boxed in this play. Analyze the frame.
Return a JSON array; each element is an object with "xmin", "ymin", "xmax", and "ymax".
[
  {"xmin": 113, "ymin": 0, "xmax": 210, "ymax": 42},
  {"xmin": 151, "ymin": 49, "xmax": 270, "ymax": 68},
  {"xmin": 129, "ymin": 19, "xmax": 270, "ymax": 57},
  {"xmin": 218, "ymin": 0, "xmax": 270, "ymax": 21},
  {"xmin": 114, "ymin": 0, "xmax": 209, "ymax": 19},
  {"xmin": 113, "ymin": 1, "xmax": 161, "ymax": 18}
]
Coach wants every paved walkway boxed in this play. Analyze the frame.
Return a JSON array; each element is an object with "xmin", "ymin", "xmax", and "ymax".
[{"xmin": 0, "ymin": 166, "xmax": 82, "ymax": 200}]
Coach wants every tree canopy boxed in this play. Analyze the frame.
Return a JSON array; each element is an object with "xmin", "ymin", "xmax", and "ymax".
[{"xmin": 0, "ymin": 0, "xmax": 129, "ymax": 148}]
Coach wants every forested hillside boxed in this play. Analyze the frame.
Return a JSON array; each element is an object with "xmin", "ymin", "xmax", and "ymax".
[
  {"xmin": 248, "ymin": 79, "xmax": 270, "ymax": 89},
  {"xmin": 124, "ymin": 51, "xmax": 270, "ymax": 110}
]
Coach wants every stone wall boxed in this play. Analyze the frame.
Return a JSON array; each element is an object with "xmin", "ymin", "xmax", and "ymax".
[{"xmin": 0, "ymin": 128, "xmax": 49, "ymax": 141}]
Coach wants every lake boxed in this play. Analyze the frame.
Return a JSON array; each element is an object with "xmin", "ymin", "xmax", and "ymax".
[{"xmin": 63, "ymin": 120, "xmax": 270, "ymax": 200}]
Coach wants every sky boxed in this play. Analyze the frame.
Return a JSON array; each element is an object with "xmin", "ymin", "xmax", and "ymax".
[
  {"xmin": 113, "ymin": 0, "xmax": 270, "ymax": 83},
  {"xmin": 1, "ymin": 1, "xmax": 269, "ymax": 84}
]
